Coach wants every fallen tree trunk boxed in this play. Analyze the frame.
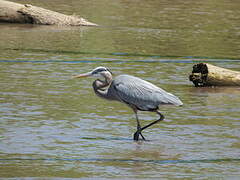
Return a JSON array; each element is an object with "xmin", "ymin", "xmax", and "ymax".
[
  {"xmin": 0, "ymin": 0, "xmax": 98, "ymax": 26},
  {"xmin": 189, "ymin": 63, "xmax": 240, "ymax": 87}
]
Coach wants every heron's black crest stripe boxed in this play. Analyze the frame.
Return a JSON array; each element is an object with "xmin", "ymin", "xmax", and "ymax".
[
  {"xmin": 93, "ymin": 67, "xmax": 107, "ymax": 74},
  {"xmin": 93, "ymin": 67, "xmax": 113, "ymax": 75},
  {"xmin": 107, "ymin": 68, "xmax": 113, "ymax": 75}
]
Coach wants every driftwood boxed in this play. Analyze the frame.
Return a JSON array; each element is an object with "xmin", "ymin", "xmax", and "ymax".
[
  {"xmin": 189, "ymin": 63, "xmax": 240, "ymax": 87},
  {"xmin": 0, "ymin": 0, "xmax": 98, "ymax": 26}
]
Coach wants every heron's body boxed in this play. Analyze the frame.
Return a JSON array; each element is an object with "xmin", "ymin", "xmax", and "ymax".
[
  {"xmin": 109, "ymin": 75, "xmax": 183, "ymax": 110},
  {"xmin": 74, "ymin": 67, "xmax": 183, "ymax": 141}
]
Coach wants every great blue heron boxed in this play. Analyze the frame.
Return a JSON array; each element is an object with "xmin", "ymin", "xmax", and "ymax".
[{"xmin": 73, "ymin": 66, "xmax": 183, "ymax": 141}]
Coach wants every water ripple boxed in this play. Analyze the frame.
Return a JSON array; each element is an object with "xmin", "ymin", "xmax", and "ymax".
[
  {"xmin": 1, "ymin": 48, "xmax": 240, "ymax": 62},
  {"xmin": 0, "ymin": 158, "xmax": 239, "ymax": 164},
  {"xmin": 0, "ymin": 58, "xmax": 239, "ymax": 64}
]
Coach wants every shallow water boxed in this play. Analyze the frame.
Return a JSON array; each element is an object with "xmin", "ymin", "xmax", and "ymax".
[{"xmin": 0, "ymin": 0, "xmax": 240, "ymax": 179}]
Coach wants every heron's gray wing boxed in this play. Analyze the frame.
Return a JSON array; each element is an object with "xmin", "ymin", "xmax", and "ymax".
[{"xmin": 112, "ymin": 75, "xmax": 182, "ymax": 110}]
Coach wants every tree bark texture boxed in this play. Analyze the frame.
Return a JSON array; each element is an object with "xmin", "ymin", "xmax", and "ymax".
[
  {"xmin": 189, "ymin": 63, "xmax": 240, "ymax": 87},
  {"xmin": 0, "ymin": 0, "xmax": 98, "ymax": 26}
]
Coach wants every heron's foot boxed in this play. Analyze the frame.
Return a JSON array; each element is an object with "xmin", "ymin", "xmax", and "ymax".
[
  {"xmin": 158, "ymin": 117, "xmax": 164, "ymax": 121},
  {"xmin": 140, "ymin": 132, "xmax": 146, "ymax": 140},
  {"xmin": 133, "ymin": 130, "xmax": 146, "ymax": 141},
  {"xmin": 133, "ymin": 131, "xmax": 139, "ymax": 141}
]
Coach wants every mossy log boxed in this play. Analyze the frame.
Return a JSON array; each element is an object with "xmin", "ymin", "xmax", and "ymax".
[
  {"xmin": 189, "ymin": 63, "xmax": 240, "ymax": 87},
  {"xmin": 0, "ymin": 0, "xmax": 98, "ymax": 26}
]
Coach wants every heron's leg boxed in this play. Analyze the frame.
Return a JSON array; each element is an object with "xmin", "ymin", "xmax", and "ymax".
[
  {"xmin": 141, "ymin": 111, "xmax": 164, "ymax": 131},
  {"xmin": 133, "ymin": 110, "xmax": 145, "ymax": 141},
  {"xmin": 133, "ymin": 129, "xmax": 145, "ymax": 141}
]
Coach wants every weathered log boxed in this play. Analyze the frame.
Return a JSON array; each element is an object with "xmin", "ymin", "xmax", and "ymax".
[
  {"xmin": 0, "ymin": 0, "xmax": 98, "ymax": 26},
  {"xmin": 189, "ymin": 63, "xmax": 240, "ymax": 87}
]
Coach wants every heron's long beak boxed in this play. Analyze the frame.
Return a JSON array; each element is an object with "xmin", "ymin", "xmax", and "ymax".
[{"xmin": 72, "ymin": 72, "xmax": 92, "ymax": 78}]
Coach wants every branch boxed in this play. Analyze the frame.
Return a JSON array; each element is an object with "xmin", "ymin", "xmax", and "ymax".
[
  {"xmin": 0, "ymin": 0, "xmax": 98, "ymax": 26},
  {"xmin": 189, "ymin": 63, "xmax": 240, "ymax": 87}
]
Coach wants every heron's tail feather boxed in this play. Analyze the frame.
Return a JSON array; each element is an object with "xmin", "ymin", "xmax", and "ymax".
[{"xmin": 165, "ymin": 93, "xmax": 183, "ymax": 106}]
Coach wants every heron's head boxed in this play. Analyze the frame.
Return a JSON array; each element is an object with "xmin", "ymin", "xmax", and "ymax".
[{"xmin": 73, "ymin": 66, "xmax": 113, "ymax": 79}]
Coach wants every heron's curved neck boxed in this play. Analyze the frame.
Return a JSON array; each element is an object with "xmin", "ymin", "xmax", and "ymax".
[{"xmin": 92, "ymin": 73, "xmax": 113, "ymax": 99}]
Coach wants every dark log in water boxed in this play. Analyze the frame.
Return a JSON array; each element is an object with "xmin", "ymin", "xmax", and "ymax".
[
  {"xmin": 189, "ymin": 63, "xmax": 240, "ymax": 87},
  {"xmin": 0, "ymin": 0, "xmax": 98, "ymax": 26}
]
